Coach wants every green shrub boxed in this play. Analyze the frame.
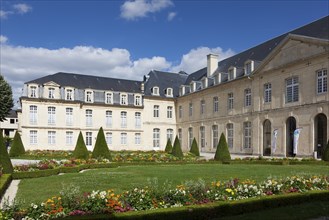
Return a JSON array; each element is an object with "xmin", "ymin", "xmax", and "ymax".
[
  {"xmin": 171, "ymin": 136, "xmax": 183, "ymax": 158},
  {"xmin": 92, "ymin": 127, "xmax": 112, "ymax": 160},
  {"xmin": 9, "ymin": 131, "xmax": 25, "ymax": 157},
  {"xmin": 73, "ymin": 132, "xmax": 89, "ymax": 160},
  {"xmin": 322, "ymin": 139, "xmax": 329, "ymax": 161},
  {"xmin": 214, "ymin": 133, "xmax": 231, "ymax": 162},
  {"xmin": 189, "ymin": 138, "xmax": 200, "ymax": 156},
  {"xmin": 0, "ymin": 132, "xmax": 13, "ymax": 174},
  {"xmin": 164, "ymin": 139, "xmax": 173, "ymax": 153},
  {"xmin": 12, "ymin": 168, "xmax": 60, "ymax": 179}
]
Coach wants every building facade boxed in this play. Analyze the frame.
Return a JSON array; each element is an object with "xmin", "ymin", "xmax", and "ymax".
[
  {"xmin": 18, "ymin": 16, "xmax": 328, "ymax": 157},
  {"xmin": 0, "ymin": 110, "xmax": 18, "ymax": 138}
]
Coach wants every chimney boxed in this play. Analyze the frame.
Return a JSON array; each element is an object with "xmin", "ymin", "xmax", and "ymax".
[
  {"xmin": 141, "ymin": 83, "xmax": 144, "ymax": 93},
  {"xmin": 207, "ymin": 54, "xmax": 219, "ymax": 77}
]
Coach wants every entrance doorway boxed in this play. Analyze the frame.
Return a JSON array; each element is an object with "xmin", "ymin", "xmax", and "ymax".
[
  {"xmin": 286, "ymin": 117, "xmax": 296, "ymax": 157},
  {"xmin": 314, "ymin": 114, "xmax": 327, "ymax": 158},
  {"xmin": 263, "ymin": 120, "xmax": 271, "ymax": 156}
]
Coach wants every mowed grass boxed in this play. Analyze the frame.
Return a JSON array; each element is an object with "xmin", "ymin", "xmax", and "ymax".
[{"xmin": 16, "ymin": 163, "xmax": 329, "ymax": 206}]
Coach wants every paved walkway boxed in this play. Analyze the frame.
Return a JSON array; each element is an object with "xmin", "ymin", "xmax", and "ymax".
[{"xmin": 0, "ymin": 180, "xmax": 20, "ymax": 209}]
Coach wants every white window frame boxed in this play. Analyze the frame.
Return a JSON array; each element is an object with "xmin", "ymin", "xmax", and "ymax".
[
  {"xmin": 152, "ymin": 87, "xmax": 159, "ymax": 96},
  {"xmin": 228, "ymin": 68, "xmax": 236, "ymax": 80},
  {"xmin": 188, "ymin": 127, "xmax": 193, "ymax": 149},
  {"xmin": 121, "ymin": 111, "xmax": 127, "ymax": 128},
  {"xmin": 66, "ymin": 131, "xmax": 73, "ymax": 145},
  {"xmin": 135, "ymin": 95, "xmax": 142, "ymax": 106},
  {"xmin": 30, "ymin": 86, "xmax": 37, "ymax": 98},
  {"xmin": 243, "ymin": 122, "xmax": 252, "ymax": 149},
  {"xmin": 135, "ymin": 133, "xmax": 141, "ymax": 145},
  {"xmin": 317, "ymin": 69, "xmax": 327, "ymax": 94},
  {"xmin": 121, "ymin": 133, "xmax": 127, "ymax": 145},
  {"xmin": 120, "ymin": 93, "xmax": 128, "ymax": 105},
  {"xmin": 106, "ymin": 110, "xmax": 112, "ymax": 128},
  {"xmin": 66, "ymin": 108, "xmax": 73, "ymax": 126},
  {"xmin": 48, "ymin": 106, "xmax": 56, "ymax": 125},
  {"xmin": 153, "ymin": 128, "xmax": 160, "ymax": 148},
  {"xmin": 153, "ymin": 105, "xmax": 159, "ymax": 118},
  {"xmin": 105, "ymin": 92, "xmax": 113, "ymax": 104},
  {"xmin": 30, "ymin": 130, "xmax": 37, "ymax": 145},
  {"xmin": 106, "ymin": 132, "xmax": 112, "ymax": 145},
  {"xmin": 65, "ymin": 88, "xmax": 74, "ymax": 101},
  {"xmin": 200, "ymin": 126, "xmax": 205, "ymax": 148},
  {"xmin": 245, "ymin": 61, "xmax": 254, "ymax": 75},
  {"xmin": 86, "ymin": 109, "xmax": 93, "ymax": 127},
  {"xmin": 85, "ymin": 90, "xmax": 93, "ymax": 103},
  {"xmin": 264, "ymin": 83, "xmax": 272, "ymax": 103},
  {"xmin": 212, "ymin": 125, "xmax": 218, "ymax": 148},
  {"xmin": 135, "ymin": 112, "xmax": 141, "ymax": 128},
  {"xmin": 200, "ymin": 100, "xmax": 205, "ymax": 115},
  {"xmin": 167, "ymin": 106, "xmax": 173, "ymax": 118},
  {"xmin": 178, "ymin": 128, "xmax": 182, "ymax": 144},
  {"xmin": 213, "ymin": 97, "xmax": 219, "ymax": 113},
  {"xmin": 48, "ymin": 87, "xmax": 55, "ymax": 99},
  {"xmin": 189, "ymin": 103, "xmax": 193, "ymax": 116},
  {"xmin": 166, "ymin": 88, "xmax": 173, "ymax": 97},
  {"xmin": 29, "ymin": 105, "xmax": 37, "ymax": 125},
  {"xmin": 48, "ymin": 131, "xmax": 56, "ymax": 145},
  {"xmin": 228, "ymin": 93, "xmax": 234, "ymax": 110},
  {"xmin": 227, "ymin": 123, "xmax": 234, "ymax": 148},
  {"xmin": 167, "ymin": 129, "xmax": 173, "ymax": 142},
  {"xmin": 286, "ymin": 77, "xmax": 299, "ymax": 103},
  {"xmin": 86, "ymin": 132, "xmax": 92, "ymax": 146},
  {"xmin": 244, "ymin": 88, "xmax": 251, "ymax": 107}
]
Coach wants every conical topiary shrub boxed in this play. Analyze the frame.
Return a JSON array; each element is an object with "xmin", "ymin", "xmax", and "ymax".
[
  {"xmin": 322, "ymin": 139, "xmax": 329, "ymax": 161},
  {"xmin": 165, "ymin": 139, "xmax": 173, "ymax": 153},
  {"xmin": 171, "ymin": 136, "xmax": 183, "ymax": 158},
  {"xmin": 73, "ymin": 132, "xmax": 89, "ymax": 160},
  {"xmin": 214, "ymin": 133, "xmax": 231, "ymax": 162},
  {"xmin": 0, "ymin": 132, "xmax": 13, "ymax": 173},
  {"xmin": 92, "ymin": 127, "xmax": 111, "ymax": 160},
  {"xmin": 9, "ymin": 131, "xmax": 25, "ymax": 157},
  {"xmin": 189, "ymin": 138, "xmax": 200, "ymax": 156}
]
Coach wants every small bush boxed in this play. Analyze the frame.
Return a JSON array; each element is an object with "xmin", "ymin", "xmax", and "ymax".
[
  {"xmin": 164, "ymin": 139, "xmax": 173, "ymax": 153},
  {"xmin": 171, "ymin": 136, "xmax": 183, "ymax": 158},
  {"xmin": 92, "ymin": 127, "xmax": 112, "ymax": 160},
  {"xmin": 189, "ymin": 138, "xmax": 200, "ymax": 156},
  {"xmin": 9, "ymin": 131, "xmax": 25, "ymax": 157},
  {"xmin": 322, "ymin": 139, "xmax": 329, "ymax": 161},
  {"xmin": 0, "ymin": 132, "xmax": 13, "ymax": 174},
  {"xmin": 73, "ymin": 132, "xmax": 89, "ymax": 160},
  {"xmin": 214, "ymin": 133, "xmax": 231, "ymax": 162}
]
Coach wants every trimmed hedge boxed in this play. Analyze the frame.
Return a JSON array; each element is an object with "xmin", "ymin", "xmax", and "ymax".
[
  {"xmin": 214, "ymin": 133, "xmax": 231, "ymax": 162},
  {"xmin": 92, "ymin": 127, "xmax": 112, "ymax": 160},
  {"xmin": 171, "ymin": 136, "xmax": 183, "ymax": 158},
  {"xmin": 189, "ymin": 138, "xmax": 200, "ymax": 156},
  {"xmin": 9, "ymin": 131, "xmax": 25, "ymax": 157},
  {"xmin": 0, "ymin": 174, "xmax": 12, "ymax": 201},
  {"xmin": 0, "ymin": 132, "xmax": 13, "ymax": 174},
  {"xmin": 73, "ymin": 132, "xmax": 89, "ymax": 160},
  {"xmin": 164, "ymin": 139, "xmax": 173, "ymax": 154}
]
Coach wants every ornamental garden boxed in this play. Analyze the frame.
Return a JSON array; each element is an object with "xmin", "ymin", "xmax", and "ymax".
[{"xmin": 0, "ymin": 128, "xmax": 329, "ymax": 220}]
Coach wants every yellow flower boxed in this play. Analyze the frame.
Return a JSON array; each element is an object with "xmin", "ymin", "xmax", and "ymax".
[{"xmin": 216, "ymin": 181, "xmax": 221, "ymax": 187}]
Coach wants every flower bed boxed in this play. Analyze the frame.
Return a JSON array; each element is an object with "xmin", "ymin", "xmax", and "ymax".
[{"xmin": 1, "ymin": 175, "xmax": 328, "ymax": 219}]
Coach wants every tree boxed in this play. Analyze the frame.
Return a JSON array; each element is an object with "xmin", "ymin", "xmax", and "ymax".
[
  {"xmin": 92, "ymin": 127, "xmax": 112, "ymax": 160},
  {"xmin": 73, "ymin": 132, "xmax": 89, "ymax": 160},
  {"xmin": 0, "ymin": 132, "xmax": 13, "ymax": 173},
  {"xmin": 171, "ymin": 136, "xmax": 184, "ymax": 158},
  {"xmin": 9, "ymin": 131, "xmax": 25, "ymax": 157},
  {"xmin": 214, "ymin": 133, "xmax": 231, "ymax": 162},
  {"xmin": 0, "ymin": 75, "xmax": 14, "ymax": 122},
  {"xmin": 322, "ymin": 139, "xmax": 329, "ymax": 161},
  {"xmin": 164, "ymin": 139, "xmax": 173, "ymax": 153},
  {"xmin": 189, "ymin": 138, "xmax": 200, "ymax": 156}
]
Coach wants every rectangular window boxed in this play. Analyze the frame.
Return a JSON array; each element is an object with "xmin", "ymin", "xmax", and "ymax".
[
  {"xmin": 244, "ymin": 88, "xmax": 251, "ymax": 107},
  {"xmin": 86, "ymin": 91, "xmax": 93, "ymax": 103},
  {"xmin": 135, "ymin": 95, "xmax": 141, "ymax": 106},
  {"xmin": 66, "ymin": 108, "xmax": 73, "ymax": 126},
  {"xmin": 264, "ymin": 83, "xmax": 272, "ymax": 103},
  {"xmin": 167, "ymin": 129, "xmax": 173, "ymax": 142},
  {"xmin": 167, "ymin": 106, "xmax": 173, "ymax": 118},
  {"xmin": 86, "ymin": 132, "xmax": 92, "ymax": 146},
  {"xmin": 228, "ymin": 93, "xmax": 234, "ymax": 110},
  {"xmin": 105, "ymin": 93, "xmax": 113, "ymax": 104},
  {"xmin": 200, "ymin": 100, "xmax": 205, "ymax": 115},
  {"xmin": 66, "ymin": 131, "xmax": 73, "ymax": 145},
  {"xmin": 179, "ymin": 106, "xmax": 182, "ymax": 118},
  {"xmin": 229, "ymin": 69, "xmax": 234, "ymax": 80},
  {"xmin": 121, "ymin": 111, "xmax": 127, "ymax": 128},
  {"xmin": 86, "ymin": 109, "xmax": 92, "ymax": 127},
  {"xmin": 29, "ymin": 105, "xmax": 37, "ymax": 125},
  {"xmin": 106, "ymin": 132, "xmax": 112, "ymax": 145},
  {"xmin": 317, "ymin": 69, "xmax": 327, "ymax": 94},
  {"xmin": 135, "ymin": 112, "xmax": 141, "ymax": 128},
  {"xmin": 153, "ymin": 105, "xmax": 159, "ymax": 118},
  {"xmin": 48, "ymin": 131, "xmax": 56, "ymax": 145},
  {"xmin": 48, "ymin": 88, "xmax": 55, "ymax": 99},
  {"xmin": 152, "ymin": 87, "xmax": 159, "ymax": 95},
  {"xmin": 48, "ymin": 107, "xmax": 56, "ymax": 125},
  {"xmin": 212, "ymin": 125, "xmax": 218, "ymax": 148},
  {"xmin": 243, "ymin": 122, "xmax": 252, "ymax": 149},
  {"xmin": 213, "ymin": 97, "xmax": 219, "ymax": 113},
  {"xmin": 227, "ymin": 123, "xmax": 234, "ymax": 148},
  {"xmin": 245, "ymin": 62, "xmax": 252, "ymax": 75},
  {"xmin": 188, "ymin": 127, "xmax": 193, "ymax": 149},
  {"xmin": 189, "ymin": 103, "xmax": 193, "ymax": 116},
  {"xmin": 153, "ymin": 128, "xmax": 160, "ymax": 148},
  {"xmin": 10, "ymin": 119, "xmax": 15, "ymax": 124},
  {"xmin": 66, "ymin": 89, "xmax": 73, "ymax": 100},
  {"xmin": 106, "ymin": 111, "xmax": 112, "ymax": 128},
  {"xmin": 135, "ymin": 133, "xmax": 141, "ymax": 145},
  {"xmin": 121, "ymin": 133, "xmax": 127, "ymax": 145},
  {"xmin": 30, "ymin": 130, "xmax": 37, "ymax": 145},
  {"xmin": 286, "ymin": 77, "xmax": 299, "ymax": 103},
  {"xmin": 178, "ymin": 128, "xmax": 182, "ymax": 144},
  {"xmin": 30, "ymin": 86, "xmax": 37, "ymax": 98},
  {"xmin": 166, "ymin": 88, "xmax": 173, "ymax": 97},
  {"xmin": 121, "ymin": 94, "xmax": 127, "ymax": 105},
  {"xmin": 200, "ymin": 126, "xmax": 205, "ymax": 148}
]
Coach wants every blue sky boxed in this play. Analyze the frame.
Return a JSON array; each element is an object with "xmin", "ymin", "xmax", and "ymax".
[{"xmin": 0, "ymin": 0, "xmax": 328, "ymax": 106}]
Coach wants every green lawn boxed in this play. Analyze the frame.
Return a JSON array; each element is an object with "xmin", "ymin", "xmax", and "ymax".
[{"xmin": 16, "ymin": 163, "xmax": 329, "ymax": 206}]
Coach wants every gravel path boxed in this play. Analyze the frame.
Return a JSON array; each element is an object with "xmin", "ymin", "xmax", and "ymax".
[{"xmin": 0, "ymin": 180, "xmax": 20, "ymax": 208}]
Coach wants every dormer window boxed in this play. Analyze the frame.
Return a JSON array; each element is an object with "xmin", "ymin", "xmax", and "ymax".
[
  {"xmin": 48, "ymin": 88, "xmax": 55, "ymax": 99},
  {"xmin": 85, "ymin": 90, "xmax": 93, "ymax": 103},
  {"xmin": 228, "ymin": 67, "xmax": 236, "ymax": 81},
  {"xmin": 105, "ymin": 92, "xmax": 113, "ymax": 104},
  {"xmin": 152, "ymin": 87, "xmax": 159, "ymax": 96},
  {"xmin": 245, "ymin": 60, "xmax": 254, "ymax": 75},
  {"xmin": 180, "ymin": 86, "xmax": 185, "ymax": 96},
  {"xmin": 201, "ymin": 78, "xmax": 208, "ymax": 89},
  {"xmin": 135, "ymin": 95, "xmax": 142, "ymax": 106},
  {"xmin": 30, "ymin": 86, "xmax": 37, "ymax": 98},
  {"xmin": 120, "ymin": 93, "xmax": 127, "ymax": 105},
  {"xmin": 190, "ymin": 82, "xmax": 196, "ymax": 92},
  {"xmin": 165, "ymin": 88, "xmax": 173, "ymax": 97},
  {"xmin": 65, "ymin": 89, "xmax": 74, "ymax": 101}
]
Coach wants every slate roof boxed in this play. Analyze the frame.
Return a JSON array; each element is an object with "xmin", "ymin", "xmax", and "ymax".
[
  {"xmin": 185, "ymin": 15, "xmax": 329, "ymax": 83},
  {"xmin": 27, "ymin": 72, "xmax": 142, "ymax": 93},
  {"xmin": 7, "ymin": 110, "xmax": 17, "ymax": 118},
  {"xmin": 144, "ymin": 70, "xmax": 188, "ymax": 97}
]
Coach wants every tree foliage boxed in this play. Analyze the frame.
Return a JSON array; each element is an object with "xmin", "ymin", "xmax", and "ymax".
[
  {"xmin": 0, "ymin": 75, "xmax": 14, "ymax": 122},
  {"xmin": 9, "ymin": 131, "xmax": 25, "ymax": 157},
  {"xmin": 164, "ymin": 139, "xmax": 173, "ymax": 153},
  {"xmin": 171, "ymin": 136, "xmax": 183, "ymax": 158},
  {"xmin": 92, "ymin": 127, "xmax": 112, "ymax": 160},
  {"xmin": 189, "ymin": 138, "xmax": 200, "ymax": 156},
  {"xmin": 214, "ymin": 133, "xmax": 231, "ymax": 162},
  {"xmin": 322, "ymin": 139, "xmax": 329, "ymax": 161},
  {"xmin": 73, "ymin": 132, "xmax": 89, "ymax": 160},
  {"xmin": 0, "ymin": 132, "xmax": 13, "ymax": 173}
]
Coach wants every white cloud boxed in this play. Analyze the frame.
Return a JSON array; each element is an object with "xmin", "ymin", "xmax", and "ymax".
[
  {"xmin": 171, "ymin": 47, "xmax": 235, "ymax": 73},
  {"xmin": 13, "ymin": 3, "xmax": 32, "ymax": 14},
  {"xmin": 167, "ymin": 12, "xmax": 176, "ymax": 21},
  {"xmin": 0, "ymin": 35, "xmax": 8, "ymax": 44},
  {"xmin": 120, "ymin": 0, "xmax": 173, "ymax": 20},
  {"xmin": 0, "ymin": 10, "xmax": 13, "ymax": 19}
]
